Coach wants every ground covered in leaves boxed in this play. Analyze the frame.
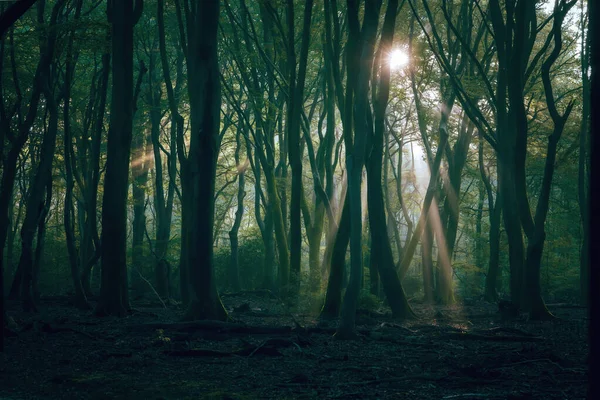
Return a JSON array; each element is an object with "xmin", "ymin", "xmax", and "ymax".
[{"xmin": 0, "ymin": 292, "xmax": 589, "ymax": 399}]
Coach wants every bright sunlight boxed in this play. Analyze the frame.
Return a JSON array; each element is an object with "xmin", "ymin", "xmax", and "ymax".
[{"xmin": 389, "ymin": 48, "xmax": 409, "ymax": 70}]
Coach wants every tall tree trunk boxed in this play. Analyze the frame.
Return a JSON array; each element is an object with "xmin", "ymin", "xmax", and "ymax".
[
  {"xmin": 228, "ymin": 130, "xmax": 245, "ymax": 292},
  {"xmin": 421, "ymin": 214, "xmax": 435, "ymax": 303},
  {"xmin": 157, "ymin": 0, "xmax": 186, "ymax": 303},
  {"xmin": 0, "ymin": 0, "xmax": 63, "ymax": 350},
  {"xmin": 32, "ymin": 178, "xmax": 52, "ymax": 303},
  {"xmin": 80, "ymin": 51, "xmax": 109, "ymax": 299},
  {"xmin": 147, "ymin": 46, "xmax": 176, "ymax": 299},
  {"xmin": 480, "ymin": 133, "xmax": 502, "ymax": 302},
  {"xmin": 96, "ymin": 0, "xmax": 141, "ymax": 316},
  {"xmin": 336, "ymin": 0, "xmax": 382, "ymax": 339},
  {"xmin": 63, "ymin": 0, "xmax": 89, "ymax": 309},
  {"xmin": 523, "ymin": 2, "xmax": 575, "ymax": 319},
  {"xmin": 365, "ymin": 0, "xmax": 414, "ymax": 320},
  {"xmin": 130, "ymin": 118, "xmax": 151, "ymax": 295},
  {"xmin": 321, "ymin": 190, "xmax": 349, "ymax": 319},
  {"xmin": 578, "ymin": 3, "xmax": 590, "ymax": 307},
  {"xmin": 435, "ymin": 116, "xmax": 474, "ymax": 305},
  {"xmin": 398, "ymin": 94, "xmax": 455, "ymax": 279},
  {"xmin": 18, "ymin": 92, "xmax": 59, "ymax": 312},
  {"xmin": 286, "ymin": 0, "xmax": 314, "ymax": 297},
  {"xmin": 182, "ymin": 0, "xmax": 227, "ymax": 321}
]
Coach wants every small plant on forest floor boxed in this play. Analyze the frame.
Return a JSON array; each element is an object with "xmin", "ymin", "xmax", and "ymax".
[{"xmin": 358, "ymin": 291, "xmax": 383, "ymax": 314}]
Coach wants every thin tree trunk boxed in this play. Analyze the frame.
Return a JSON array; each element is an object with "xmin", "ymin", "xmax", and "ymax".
[
  {"xmin": 578, "ymin": 4, "xmax": 590, "ymax": 307},
  {"xmin": 286, "ymin": 0, "xmax": 314, "ymax": 297},
  {"xmin": 63, "ymin": 0, "xmax": 89, "ymax": 308},
  {"xmin": 32, "ymin": 178, "xmax": 52, "ymax": 303},
  {"xmin": 480, "ymin": 133, "xmax": 502, "ymax": 302},
  {"xmin": 228, "ymin": 130, "xmax": 245, "ymax": 292},
  {"xmin": 421, "ymin": 213, "xmax": 435, "ymax": 303},
  {"xmin": 131, "ymin": 118, "xmax": 151, "ymax": 295},
  {"xmin": 337, "ymin": 0, "xmax": 382, "ymax": 339},
  {"xmin": 321, "ymin": 190, "xmax": 349, "ymax": 319}
]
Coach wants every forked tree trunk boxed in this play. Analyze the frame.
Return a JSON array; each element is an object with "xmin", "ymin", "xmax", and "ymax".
[
  {"xmin": 286, "ymin": 0, "xmax": 314, "ymax": 297},
  {"xmin": 320, "ymin": 192, "xmax": 349, "ymax": 319},
  {"xmin": 157, "ymin": 0, "xmax": 186, "ymax": 303},
  {"xmin": 19, "ymin": 75, "xmax": 60, "ymax": 312},
  {"xmin": 336, "ymin": 0, "xmax": 382, "ymax": 339}
]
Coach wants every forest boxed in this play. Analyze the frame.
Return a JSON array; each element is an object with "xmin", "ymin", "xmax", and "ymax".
[{"xmin": 0, "ymin": 0, "xmax": 597, "ymax": 399}]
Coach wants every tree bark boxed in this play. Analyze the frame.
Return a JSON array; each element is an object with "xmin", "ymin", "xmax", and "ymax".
[
  {"xmin": 286, "ymin": 0, "xmax": 314, "ymax": 297},
  {"xmin": 421, "ymin": 213, "xmax": 435, "ymax": 303},
  {"xmin": 228, "ymin": 129, "xmax": 246, "ymax": 292},
  {"xmin": 321, "ymin": 190, "xmax": 349, "ymax": 319},
  {"xmin": 336, "ymin": 0, "xmax": 382, "ymax": 339},
  {"xmin": 96, "ymin": 0, "xmax": 140, "ymax": 316},
  {"xmin": 182, "ymin": 0, "xmax": 227, "ymax": 321}
]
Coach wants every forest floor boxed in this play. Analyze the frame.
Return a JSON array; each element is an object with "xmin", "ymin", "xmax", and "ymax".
[{"xmin": 0, "ymin": 292, "xmax": 588, "ymax": 399}]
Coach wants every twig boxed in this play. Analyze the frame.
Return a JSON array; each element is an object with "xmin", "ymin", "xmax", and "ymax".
[{"xmin": 133, "ymin": 267, "xmax": 167, "ymax": 309}]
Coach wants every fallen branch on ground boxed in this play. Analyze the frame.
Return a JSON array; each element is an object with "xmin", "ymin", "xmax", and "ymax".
[{"xmin": 446, "ymin": 332, "xmax": 544, "ymax": 342}]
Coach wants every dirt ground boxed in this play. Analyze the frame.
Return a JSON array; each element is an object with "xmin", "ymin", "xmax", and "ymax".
[{"xmin": 0, "ymin": 292, "xmax": 589, "ymax": 399}]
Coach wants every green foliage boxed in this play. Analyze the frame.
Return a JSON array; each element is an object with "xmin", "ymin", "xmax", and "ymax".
[
  {"xmin": 214, "ymin": 228, "xmax": 266, "ymax": 291},
  {"xmin": 358, "ymin": 291, "xmax": 383, "ymax": 312},
  {"xmin": 402, "ymin": 274, "xmax": 422, "ymax": 298}
]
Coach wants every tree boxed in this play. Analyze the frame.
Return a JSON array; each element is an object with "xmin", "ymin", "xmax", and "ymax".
[
  {"xmin": 286, "ymin": 0, "xmax": 314, "ymax": 297},
  {"xmin": 0, "ymin": 0, "xmax": 38, "ymax": 38},
  {"xmin": 96, "ymin": 0, "xmax": 143, "ymax": 316},
  {"xmin": 366, "ymin": 0, "xmax": 414, "ymax": 318},
  {"xmin": 181, "ymin": 0, "xmax": 227, "ymax": 321},
  {"xmin": 228, "ymin": 128, "xmax": 246, "ymax": 292},
  {"xmin": 0, "ymin": 0, "xmax": 64, "ymax": 349},
  {"xmin": 336, "ymin": 0, "xmax": 381, "ymax": 339}
]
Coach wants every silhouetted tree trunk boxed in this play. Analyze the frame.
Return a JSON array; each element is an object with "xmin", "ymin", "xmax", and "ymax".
[
  {"xmin": 435, "ymin": 114, "xmax": 474, "ymax": 304},
  {"xmin": 146, "ymin": 38, "xmax": 177, "ymax": 299},
  {"xmin": 32, "ymin": 178, "xmax": 51, "ymax": 303},
  {"xmin": 366, "ymin": 0, "xmax": 414, "ymax": 319},
  {"xmin": 0, "ymin": 0, "xmax": 37, "ymax": 38},
  {"xmin": 321, "ymin": 190, "xmax": 349, "ymax": 319},
  {"xmin": 229, "ymin": 129, "xmax": 245, "ymax": 292},
  {"xmin": 157, "ymin": 0, "xmax": 187, "ymax": 303},
  {"xmin": 18, "ymin": 1, "xmax": 65, "ymax": 312},
  {"xmin": 336, "ymin": 0, "xmax": 381, "ymax": 339},
  {"xmin": 480, "ymin": 133, "xmax": 502, "ymax": 302},
  {"xmin": 421, "ymin": 213, "xmax": 435, "ymax": 303},
  {"xmin": 18, "ymin": 80, "xmax": 59, "ymax": 312},
  {"xmin": 130, "ymin": 62, "xmax": 151, "ymax": 295},
  {"xmin": 181, "ymin": 0, "xmax": 227, "ymax": 321},
  {"xmin": 80, "ymin": 50, "xmax": 108, "ymax": 299},
  {"xmin": 0, "ymin": 0, "xmax": 63, "ymax": 350},
  {"xmin": 96, "ymin": 0, "xmax": 143, "ymax": 316},
  {"xmin": 224, "ymin": 0, "xmax": 290, "ymax": 294},
  {"xmin": 578, "ymin": 4, "xmax": 590, "ymax": 307},
  {"xmin": 62, "ymin": 0, "xmax": 89, "ymax": 309},
  {"xmin": 399, "ymin": 93, "xmax": 455, "ymax": 279},
  {"xmin": 522, "ymin": 1, "xmax": 575, "ymax": 319},
  {"xmin": 286, "ymin": 0, "xmax": 314, "ymax": 296}
]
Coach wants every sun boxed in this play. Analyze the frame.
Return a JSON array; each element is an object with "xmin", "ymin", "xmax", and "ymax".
[{"xmin": 389, "ymin": 48, "xmax": 409, "ymax": 70}]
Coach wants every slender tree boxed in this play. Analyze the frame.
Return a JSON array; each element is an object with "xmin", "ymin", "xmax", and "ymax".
[
  {"xmin": 96, "ymin": 0, "xmax": 143, "ymax": 316},
  {"xmin": 181, "ymin": 0, "xmax": 227, "ymax": 320}
]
